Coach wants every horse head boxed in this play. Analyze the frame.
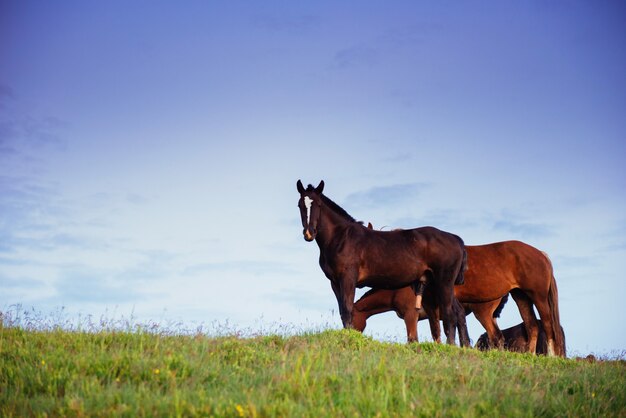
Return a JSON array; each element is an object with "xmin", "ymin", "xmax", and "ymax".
[{"xmin": 296, "ymin": 180, "xmax": 324, "ymax": 241}]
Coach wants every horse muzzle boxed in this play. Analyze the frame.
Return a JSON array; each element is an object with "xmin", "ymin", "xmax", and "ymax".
[{"xmin": 303, "ymin": 228, "xmax": 316, "ymax": 242}]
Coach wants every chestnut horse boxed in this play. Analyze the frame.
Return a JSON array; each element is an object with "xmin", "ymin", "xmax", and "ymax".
[
  {"xmin": 353, "ymin": 238, "xmax": 566, "ymax": 356},
  {"xmin": 476, "ymin": 321, "xmax": 566, "ymax": 356},
  {"xmin": 297, "ymin": 180, "xmax": 470, "ymax": 346},
  {"xmin": 353, "ymin": 285, "xmax": 508, "ymax": 344}
]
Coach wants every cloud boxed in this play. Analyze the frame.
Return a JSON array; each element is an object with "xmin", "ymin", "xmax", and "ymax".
[
  {"xmin": 0, "ymin": 84, "xmax": 15, "ymax": 108},
  {"xmin": 0, "ymin": 120, "xmax": 19, "ymax": 157},
  {"xmin": 113, "ymin": 250, "xmax": 181, "ymax": 284},
  {"xmin": 330, "ymin": 21, "xmax": 442, "ymax": 71},
  {"xmin": 381, "ymin": 152, "xmax": 414, "ymax": 163},
  {"xmin": 0, "ymin": 116, "xmax": 66, "ymax": 157},
  {"xmin": 19, "ymin": 116, "xmax": 67, "ymax": 150},
  {"xmin": 0, "ymin": 175, "xmax": 118, "ymax": 258},
  {"xmin": 332, "ymin": 45, "xmax": 378, "ymax": 69},
  {"xmin": 182, "ymin": 260, "xmax": 299, "ymax": 277},
  {"xmin": 492, "ymin": 219, "xmax": 553, "ymax": 239},
  {"xmin": 252, "ymin": 14, "xmax": 321, "ymax": 34},
  {"xmin": 0, "ymin": 275, "xmax": 51, "ymax": 307},
  {"xmin": 345, "ymin": 182, "xmax": 429, "ymax": 209},
  {"xmin": 0, "ymin": 88, "xmax": 67, "ymax": 162},
  {"xmin": 0, "ymin": 275, "xmax": 42, "ymax": 289},
  {"xmin": 386, "ymin": 88, "xmax": 424, "ymax": 109},
  {"xmin": 391, "ymin": 208, "xmax": 480, "ymax": 232},
  {"xmin": 380, "ymin": 207, "xmax": 554, "ymax": 242},
  {"xmin": 0, "ymin": 176, "xmax": 64, "ymax": 253},
  {"xmin": 378, "ymin": 23, "xmax": 439, "ymax": 48},
  {"xmin": 603, "ymin": 240, "xmax": 626, "ymax": 252},
  {"xmin": 126, "ymin": 193, "xmax": 151, "ymax": 206},
  {"xmin": 551, "ymin": 254, "xmax": 597, "ymax": 271},
  {"xmin": 1, "ymin": 247, "xmax": 186, "ymax": 311},
  {"xmin": 267, "ymin": 287, "xmax": 333, "ymax": 312},
  {"xmin": 0, "ymin": 172, "xmax": 158, "ymax": 257},
  {"xmin": 598, "ymin": 220, "xmax": 626, "ymax": 252},
  {"xmin": 51, "ymin": 270, "xmax": 143, "ymax": 304}
]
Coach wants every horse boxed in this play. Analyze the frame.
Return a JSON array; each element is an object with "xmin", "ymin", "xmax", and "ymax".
[
  {"xmin": 476, "ymin": 321, "xmax": 566, "ymax": 356},
  {"xmin": 353, "ymin": 286, "xmax": 508, "ymax": 344},
  {"xmin": 297, "ymin": 180, "xmax": 470, "ymax": 346},
  {"xmin": 353, "ymin": 234, "xmax": 566, "ymax": 356}
]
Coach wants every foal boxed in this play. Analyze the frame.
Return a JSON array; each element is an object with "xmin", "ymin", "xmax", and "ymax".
[{"xmin": 353, "ymin": 285, "xmax": 507, "ymax": 344}]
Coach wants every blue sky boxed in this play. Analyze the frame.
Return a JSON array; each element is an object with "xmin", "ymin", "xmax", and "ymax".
[{"xmin": 1, "ymin": 1, "xmax": 625, "ymax": 355}]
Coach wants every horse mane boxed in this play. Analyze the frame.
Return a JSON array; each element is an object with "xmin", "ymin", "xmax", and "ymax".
[{"xmin": 319, "ymin": 193, "xmax": 357, "ymax": 223}]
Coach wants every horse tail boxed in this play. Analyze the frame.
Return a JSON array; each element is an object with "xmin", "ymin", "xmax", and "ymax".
[
  {"xmin": 454, "ymin": 235, "xmax": 467, "ymax": 285},
  {"xmin": 544, "ymin": 252, "xmax": 566, "ymax": 357},
  {"xmin": 492, "ymin": 293, "xmax": 509, "ymax": 318}
]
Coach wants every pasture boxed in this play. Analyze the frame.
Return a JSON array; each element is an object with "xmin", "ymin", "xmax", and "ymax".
[{"xmin": 1, "ymin": 317, "xmax": 624, "ymax": 417}]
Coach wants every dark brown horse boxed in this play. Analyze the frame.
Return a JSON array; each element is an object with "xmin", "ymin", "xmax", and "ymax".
[
  {"xmin": 352, "ymin": 238, "xmax": 566, "ymax": 356},
  {"xmin": 297, "ymin": 180, "xmax": 470, "ymax": 346},
  {"xmin": 476, "ymin": 321, "xmax": 566, "ymax": 356},
  {"xmin": 353, "ymin": 286, "xmax": 507, "ymax": 344}
]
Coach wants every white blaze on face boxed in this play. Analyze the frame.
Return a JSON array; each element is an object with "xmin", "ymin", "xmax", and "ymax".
[{"xmin": 304, "ymin": 196, "xmax": 313, "ymax": 225}]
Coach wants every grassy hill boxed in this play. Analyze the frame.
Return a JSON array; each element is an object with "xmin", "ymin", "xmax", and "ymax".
[{"xmin": 1, "ymin": 322, "xmax": 624, "ymax": 417}]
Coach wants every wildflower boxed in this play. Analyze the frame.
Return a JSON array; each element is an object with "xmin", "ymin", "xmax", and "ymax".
[
  {"xmin": 41, "ymin": 360, "xmax": 45, "ymax": 366},
  {"xmin": 235, "ymin": 404, "xmax": 244, "ymax": 417},
  {"xmin": 154, "ymin": 368, "xmax": 160, "ymax": 375}
]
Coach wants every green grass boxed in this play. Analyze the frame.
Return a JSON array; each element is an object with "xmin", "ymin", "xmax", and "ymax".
[{"xmin": 1, "ymin": 319, "xmax": 625, "ymax": 417}]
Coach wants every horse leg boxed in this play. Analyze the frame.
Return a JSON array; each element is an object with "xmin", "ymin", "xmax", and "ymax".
[
  {"xmin": 471, "ymin": 300, "xmax": 505, "ymax": 349},
  {"xmin": 531, "ymin": 296, "xmax": 558, "ymax": 356},
  {"xmin": 411, "ymin": 275, "xmax": 428, "ymax": 310},
  {"xmin": 453, "ymin": 297, "xmax": 471, "ymax": 347},
  {"xmin": 436, "ymin": 283, "xmax": 458, "ymax": 346},
  {"xmin": 510, "ymin": 289, "xmax": 540, "ymax": 354},
  {"xmin": 352, "ymin": 306, "xmax": 367, "ymax": 333},
  {"xmin": 338, "ymin": 273, "xmax": 357, "ymax": 329},
  {"xmin": 403, "ymin": 306, "xmax": 419, "ymax": 343},
  {"xmin": 424, "ymin": 302, "xmax": 441, "ymax": 343},
  {"xmin": 332, "ymin": 279, "xmax": 355, "ymax": 329},
  {"xmin": 330, "ymin": 281, "xmax": 346, "ymax": 324}
]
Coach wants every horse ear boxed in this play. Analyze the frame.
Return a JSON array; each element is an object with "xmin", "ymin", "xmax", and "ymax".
[
  {"xmin": 367, "ymin": 222, "xmax": 373, "ymax": 229},
  {"xmin": 297, "ymin": 180, "xmax": 305, "ymax": 194},
  {"xmin": 315, "ymin": 180, "xmax": 325, "ymax": 194}
]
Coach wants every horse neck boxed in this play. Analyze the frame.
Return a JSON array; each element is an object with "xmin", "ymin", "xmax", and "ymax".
[{"xmin": 315, "ymin": 203, "xmax": 352, "ymax": 248}]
